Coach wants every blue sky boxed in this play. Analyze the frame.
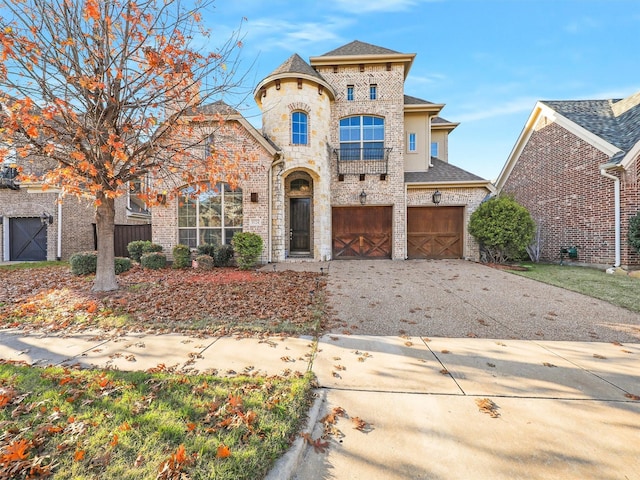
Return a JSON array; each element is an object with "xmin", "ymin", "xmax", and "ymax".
[{"xmin": 203, "ymin": 0, "xmax": 640, "ymax": 181}]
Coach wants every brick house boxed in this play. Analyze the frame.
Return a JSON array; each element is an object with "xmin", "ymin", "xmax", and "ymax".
[
  {"xmin": 0, "ymin": 155, "xmax": 151, "ymax": 262},
  {"xmin": 495, "ymin": 91, "xmax": 640, "ymax": 269},
  {"xmin": 153, "ymin": 40, "xmax": 493, "ymax": 263}
]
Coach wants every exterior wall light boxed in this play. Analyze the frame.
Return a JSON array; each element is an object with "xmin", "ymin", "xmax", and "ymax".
[
  {"xmin": 40, "ymin": 212, "xmax": 53, "ymax": 225},
  {"xmin": 432, "ymin": 190, "xmax": 442, "ymax": 205},
  {"xmin": 359, "ymin": 190, "xmax": 367, "ymax": 205}
]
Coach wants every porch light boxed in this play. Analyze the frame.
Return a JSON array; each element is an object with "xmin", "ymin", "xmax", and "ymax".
[
  {"xmin": 40, "ymin": 212, "xmax": 53, "ymax": 225},
  {"xmin": 359, "ymin": 190, "xmax": 367, "ymax": 205},
  {"xmin": 432, "ymin": 190, "xmax": 442, "ymax": 205}
]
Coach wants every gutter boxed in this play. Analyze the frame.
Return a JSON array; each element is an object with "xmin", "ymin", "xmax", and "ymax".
[
  {"xmin": 57, "ymin": 195, "xmax": 62, "ymax": 260},
  {"xmin": 599, "ymin": 166, "xmax": 621, "ymax": 267}
]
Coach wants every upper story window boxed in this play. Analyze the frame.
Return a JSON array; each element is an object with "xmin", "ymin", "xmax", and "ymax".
[
  {"xmin": 204, "ymin": 134, "xmax": 214, "ymax": 159},
  {"xmin": 127, "ymin": 177, "xmax": 150, "ymax": 215},
  {"xmin": 347, "ymin": 85, "xmax": 354, "ymax": 101},
  {"xmin": 339, "ymin": 115, "xmax": 385, "ymax": 160},
  {"xmin": 431, "ymin": 142, "xmax": 439, "ymax": 158},
  {"xmin": 178, "ymin": 182, "xmax": 243, "ymax": 248},
  {"xmin": 291, "ymin": 111, "xmax": 308, "ymax": 145},
  {"xmin": 369, "ymin": 84, "xmax": 377, "ymax": 100},
  {"xmin": 408, "ymin": 133, "xmax": 417, "ymax": 152}
]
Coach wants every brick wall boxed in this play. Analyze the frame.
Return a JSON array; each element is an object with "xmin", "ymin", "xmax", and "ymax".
[
  {"xmin": 317, "ymin": 62, "xmax": 408, "ymax": 259},
  {"xmin": 501, "ymin": 118, "xmax": 639, "ymax": 267}
]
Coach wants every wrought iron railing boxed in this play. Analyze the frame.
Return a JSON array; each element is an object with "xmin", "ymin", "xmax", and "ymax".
[{"xmin": 334, "ymin": 147, "xmax": 391, "ymax": 175}]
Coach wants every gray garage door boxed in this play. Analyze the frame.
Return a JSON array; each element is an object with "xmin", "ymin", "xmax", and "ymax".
[{"xmin": 9, "ymin": 217, "xmax": 48, "ymax": 261}]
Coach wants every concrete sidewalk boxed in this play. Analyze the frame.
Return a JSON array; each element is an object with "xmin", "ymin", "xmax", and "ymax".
[
  {"xmin": 0, "ymin": 328, "xmax": 638, "ymax": 479},
  {"xmin": 292, "ymin": 334, "xmax": 640, "ymax": 480}
]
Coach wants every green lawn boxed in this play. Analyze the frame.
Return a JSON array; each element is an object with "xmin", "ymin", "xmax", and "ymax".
[
  {"xmin": 511, "ymin": 263, "xmax": 640, "ymax": 313},
  {"xmin": 0, "ymin": 362, "xmax": 313, "ymax": 479}
]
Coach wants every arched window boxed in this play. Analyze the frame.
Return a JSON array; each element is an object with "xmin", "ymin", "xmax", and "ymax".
[
  {"xmin": 291, "ymin": 111, "xmax": 308, "ymax": 145},
  {"xmin": 339, "ymin": 115, "xmax": 384, "ymax": 160},
  {"xmin": 290, "ymin": 178, "xmax": 310, "ymax": 193},
  {"xmin": 178, "ymin": 182, "xmax": 242, "ymax": 247}
]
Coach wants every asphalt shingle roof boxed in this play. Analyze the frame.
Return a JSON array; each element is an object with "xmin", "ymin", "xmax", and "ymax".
[
  {"xmin": 404, "ymin": 158, "xmax": 486, "ymax": 183},
  {"xmin": 191, "ymin": 100, "xmax": 238, "ymax": 116},
  {"xmin": 268, "ymin": 53, "xmax": 324, "ymax": 80},
  {"xmin": 319, "ymin": 40, "xmax": 401, "ymax": 57},
  {"xmin": 542, "ymin": 93, "xmax": 640, "ymax": 162},
  {"xmin": 404, "ymin": 94, "xmax": 434, "ymax": 105}
]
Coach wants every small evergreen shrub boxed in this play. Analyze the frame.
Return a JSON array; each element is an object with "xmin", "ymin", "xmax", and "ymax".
[
  {"xmin": 70, "ymin": 252, "xmax": 131, "ymax": 275},
  {"xmin": 195, "ymin": 254, "xmax": 214, "ymax": 270},
  {"xmin": 140, "ymin": 252, "xmax": 166, "ymax": 270},
  {"xmin": 214, "ymin": 244, "xmax": 235, "ymax": 267},
  {"xmin": 114, "ymin": 257, "xmax": 132, "ymax": 275},
  {"xmin": 231, "ymin": 232, "xmax": 263, "ymax": 270},
  {"xmin": 468, "ymin": 195, "xmax": 535, "ymax": 264},
  {"xmin": 196, "ymin": 243, "xmax": 218, "ymax": 258},
  {"xmin": 70, "ymin": 251, "xmax": 98, "ymax": 275},
  {"xmin": 127, "ymin": 240, "xmax": 163, "ymax": 262},
  {"xmin": 629, "ymin": 212, "xmax": 640, "ymax": 254},
  {"xmin": 172, "ymin": 244, "xmax": 191, "ymax": 269}
]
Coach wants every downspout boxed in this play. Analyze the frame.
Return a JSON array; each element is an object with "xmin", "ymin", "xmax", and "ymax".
[
  {"xmin": 599, "ymin": 167, "xmax": 620, "ymax": 267},
  {"xmin": 269, "ymin": 154, "xmax": 284, "ymax": 264},
  {"xmin": 56, "ymin": 194, "xmax": 62, "ymax": 260}
]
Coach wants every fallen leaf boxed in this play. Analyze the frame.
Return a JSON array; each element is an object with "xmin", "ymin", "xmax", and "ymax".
[
  {"xmin": 476, "ymin": 398, "xmax": 500, "ymax": 418},
  {"xmin": 216, "ymin": 444, "xmax": 231, "ymax": 458},
  {"xmin": 74, "ymin": 449, "xmax": 85, "ymax": 462}
]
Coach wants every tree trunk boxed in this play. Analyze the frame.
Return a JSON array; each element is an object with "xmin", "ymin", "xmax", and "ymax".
[{"xmin": 93, "ymin": 194, "xmax": 118, "ymax": 292}]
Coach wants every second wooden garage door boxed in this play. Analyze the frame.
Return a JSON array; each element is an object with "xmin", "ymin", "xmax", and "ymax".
[
  {"xmin": 332, "ymin": 206, "xmax": 392, "ymax": 259},
  {"xmin": 407, "ymin": 206, "xmax": 463, "ymax": 259}
]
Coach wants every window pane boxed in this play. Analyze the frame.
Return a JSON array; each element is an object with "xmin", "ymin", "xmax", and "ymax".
[
  {"xmin": 178, "ymin": 195, "xmax": 197, "ymax": 228},
  {"xmin": 179, "ymin": 229, "xmax": 197, "ymax": 248},
  {"xmin": 224, "ymin": 191, "xmax": 243, "ymax": 227},
  {"xmin": 370, "ymin": 85, "xmax": 377, "ymax": 100},
  {"xmin": 292, "ymin": 112, "xmax": 308, "ymax": 145},
  {"xmin": 347, "ymin": 86, "xmax": 354, "ymax": 101},
  {"xmin": 199, "ymin": 191, "xmax": 222, "ymax": 227},
  {"xmin": 200, "ymin": 229, "xmax": 222, "ymax": 246},
  {"xmin": 431, "ymin": 142, "xmax": 439, "ymax": 157}
]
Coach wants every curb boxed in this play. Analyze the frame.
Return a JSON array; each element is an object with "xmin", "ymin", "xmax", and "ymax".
[{"xmin": 264, "ymin": 389, "xmax": 326, "ymax": 480}]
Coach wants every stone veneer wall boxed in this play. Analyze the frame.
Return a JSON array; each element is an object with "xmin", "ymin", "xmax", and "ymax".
[
  {"xmin": 501, "ymin": 117, "xmax": 640, "ymax": 267},
  {"xmin": 152, "ymin": 120, "xmax": 272, "ymax": 262},
  {"xmin": 407, "ymin": 186, "xmax": 488, "ymax": 261},
  {"xmin": 316, "ymin": 62, "xmax": 407, "ymax": 259},
  {"xmin": 260, "ymin": 79, "xmax": 332, "ymax": 261}
]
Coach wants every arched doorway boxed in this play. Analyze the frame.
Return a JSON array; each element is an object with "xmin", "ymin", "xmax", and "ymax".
[{"xmin": 286, "ymin": 172, "xmax": 313, "ymax": 257}]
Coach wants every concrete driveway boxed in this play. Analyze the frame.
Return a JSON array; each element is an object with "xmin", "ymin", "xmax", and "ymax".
[{"xmin": 270, "ymin": 259, "xmax": 640, "ymax": 480}]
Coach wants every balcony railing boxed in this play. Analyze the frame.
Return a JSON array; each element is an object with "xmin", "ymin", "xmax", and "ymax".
[{"xmin": 334, "ymin": 147, "xmax": 391, "ymax": 175}]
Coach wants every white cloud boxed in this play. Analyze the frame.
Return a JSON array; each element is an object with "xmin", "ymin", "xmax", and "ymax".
[
  {"xmin": 454, "ymin": 97, "xmax": 538, "ymax": 123},
  {"xmin": 330, "ymin": 0, "xmax": 441, "ymax": 14}
]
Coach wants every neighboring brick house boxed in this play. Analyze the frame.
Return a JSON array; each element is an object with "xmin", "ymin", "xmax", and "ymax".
[
  {"xmin": 154, "ymin": 41, "xmax": 493, "ymax": 262},
  {"xmin": 495, "ymin": 91, "xmax": 640, "ymax": 269},
  {"xmin": 0, "ymin": 154, "xmax": 150, "ymax": 262}
]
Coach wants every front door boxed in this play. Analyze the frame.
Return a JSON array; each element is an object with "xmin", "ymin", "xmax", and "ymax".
[
  {"xmin": 10, "ymin": 217, "xmax": 48, "ymax": 261},
  {"xmin": 290, "ymin": 198, "xmax": 310, "ymax": 253}
]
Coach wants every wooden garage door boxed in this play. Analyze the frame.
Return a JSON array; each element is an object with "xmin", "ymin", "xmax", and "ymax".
[
  {"xmin": 332, "ymin": 206, "xmax": 392, "ymax": 259},
  {"xmin": 407, "ymin": 206, "xmax": 463, "ymax": 259}
]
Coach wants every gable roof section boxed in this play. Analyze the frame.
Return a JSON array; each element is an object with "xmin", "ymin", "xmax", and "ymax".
[
  {"xmin": 309, "ymin": 40, "xmax": 416, "ymax": 78},
  {"xmin": 269, "ymin": 53, "xmax": 325, "ymax": 80},
  {"xmin": 405, "ymin": 158, "xmax": 491, "ymax": 190},
  {"xmin": 494, "ymin": 94, "xmax": 640, "ymax": 191},
  {"xmin": 188, "ymin": 100, "xmax": 280, "ymax": 158}
]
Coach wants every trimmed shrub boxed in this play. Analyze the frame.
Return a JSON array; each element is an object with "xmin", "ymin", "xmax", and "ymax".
[
  {"xmin": 231, "ymin": 232, "xmax": 263, "ymax": 270},
  {"xmin": 114, "ymin": 257, "xmax": 132, "ymax": 275},
  {"xmin": 194, "ymin": 254, "xmax": 214, "ymax": 270},
  {"xmin": 70, "ymin": 251, "xmax": 98, "ymax": 275},
  {"xmin": 127, "ymin": 240, "xmax": 163, "ymax": 262},
  {"xmin": 214, "ymin": 244, "xmax": 235, "ymax": 267},
  {"xmin": 70, "ymin": 252, "xmax": 131, "ymax": 275},
  {"xmin": 172, "ymin": 244, "xmax": 191, "ymax": 269},
  {"xmin": 196, "ymin": 243, "xmax": 217, "ymax": 258},
  {"xmin": 469, "ymin": 195, "xmax": 535, "ymax": 264},
  {"xmin": 629, "ymin": 212, "xmax": 640, "ymax": 254},
  {"xmin": 140, "ymin": 252, "xmax": 167, "ymax": 270}
]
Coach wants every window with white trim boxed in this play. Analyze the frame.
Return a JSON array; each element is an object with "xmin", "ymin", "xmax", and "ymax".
[
  {"xmin": 339, "ymin": 115, "xmax": 385, "ymax": 160},
  {"xmin": 178, "ymin": 182, "xmax": 242, "ymax": 247},
  {"xmin": 431, "ymin": 142, "xmax": 439, "ymax": 158},
  {"xmin": 408, "ymin": 133, "xmax": 417, "ymax": 152}
]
